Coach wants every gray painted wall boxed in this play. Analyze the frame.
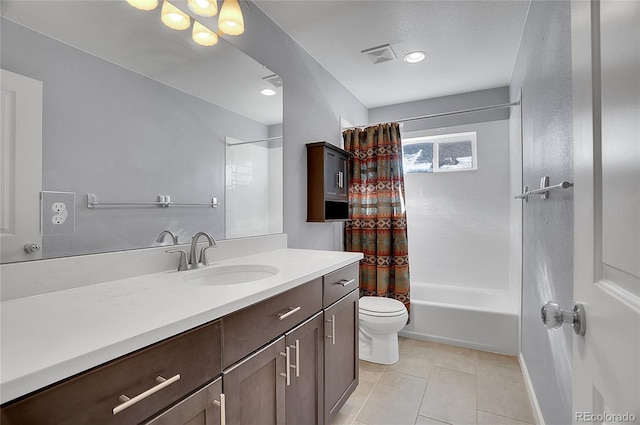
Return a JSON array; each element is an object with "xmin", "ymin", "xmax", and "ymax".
[
  {"xmin": 2, "ymin": 18, "xmax": 270, "ymax": 259},
  {"xmin": 223, "ymin": 2, "xmax": 368, "ymax": 250},
  {"xmin": 510, "ymin": 2, "xmax": 574, "ymax": 424}
]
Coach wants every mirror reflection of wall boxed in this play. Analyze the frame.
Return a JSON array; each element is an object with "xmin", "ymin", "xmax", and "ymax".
[
  {"xmin": 0, "ymin": 1, "xmax": 283, "ymax": 264},
  {"xmin": 225, "ymin": 137, "xmax": 283, "ymax": 239}
]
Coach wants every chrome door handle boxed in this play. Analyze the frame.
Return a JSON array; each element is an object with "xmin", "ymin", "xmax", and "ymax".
[
  {"xmin": 335, "ymin": 279, "xmax": 355, "ymax": 287},
  {"xmin": 23, "ymin": 243, "xmax": 40, "ymax": 254},
  {"xmin": 541, "ymin": 301, "xmax": 586, "ymax": 336},
  {"xmin": 113, "ymin": 374, "xmax": 181, "ymax": 415},
  {"xmin": 213, "ymin": 393, "xmax": 226, "ymax": 425}
]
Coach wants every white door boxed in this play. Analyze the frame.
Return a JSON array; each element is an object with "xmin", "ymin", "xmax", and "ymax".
[
  {"xmin": 0, "ymin": 69, "xmax": 43, "ymax": 262},
  {"xmin": 571, "ymin": 1, "xmax": 639, "ymax": 423}
]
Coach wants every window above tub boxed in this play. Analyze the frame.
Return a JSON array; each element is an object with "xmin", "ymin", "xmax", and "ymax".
[{"xmin": 402, "ymin": 131, "xmax": 477, "ymax": 173}]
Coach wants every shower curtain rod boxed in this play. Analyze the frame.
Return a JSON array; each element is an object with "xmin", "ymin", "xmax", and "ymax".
[
  {"xmin": 346, "ymin": 100, "xmax": 521, "ymax": 129},
  {"xmin": 226, "ymin": 136, "xmax": 283, "ymax": 146}
]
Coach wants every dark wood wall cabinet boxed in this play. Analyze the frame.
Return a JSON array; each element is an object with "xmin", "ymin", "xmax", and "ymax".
[
  {"xmin": 1, "ymin": 263, "xmax": 360, "ymax": 425},
  {"xmin": 306, "ymin": 142, "xmax": 352, "ymax": 222}
]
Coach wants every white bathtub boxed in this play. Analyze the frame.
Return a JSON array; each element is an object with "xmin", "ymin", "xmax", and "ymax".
[{"xmin": 399, "ymin": 282, "xmax": 519, "ymax": 355}]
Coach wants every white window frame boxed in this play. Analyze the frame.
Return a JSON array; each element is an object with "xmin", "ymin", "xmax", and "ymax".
[{"xmin": 403, "ymin": 131, "xmax": 478, "ymax": 173}]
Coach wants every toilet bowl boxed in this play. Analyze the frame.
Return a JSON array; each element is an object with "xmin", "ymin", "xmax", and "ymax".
[{"xmin": 359, "ymin": 296, "xmax": 408, "ymax": 365}]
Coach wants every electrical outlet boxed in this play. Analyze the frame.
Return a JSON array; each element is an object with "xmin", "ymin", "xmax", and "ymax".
[
  {"xmin": 51, "ymin": 208, "xmax": 68, "ymax": 225},
  {"xmin": 52, "ymin": 202, "xmax": 66, "ymax": 213},
  {"xmin": 41, "ymin": 191, "xmax": 75, "ymax": 236}
]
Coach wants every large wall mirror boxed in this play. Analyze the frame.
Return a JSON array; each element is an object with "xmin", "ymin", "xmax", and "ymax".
[{"xmin": 0, "ymin": 1, "xmax": 283, "ymax": 264}]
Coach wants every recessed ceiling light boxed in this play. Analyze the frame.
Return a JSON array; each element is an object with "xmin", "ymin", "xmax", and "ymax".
[
  {"xmin": 404, "ymin": 51, "xmax": 427, "ymax": 64},
  {"xmin": 261, "ymin": 88, "xmax": 276, "ymax": 96}
]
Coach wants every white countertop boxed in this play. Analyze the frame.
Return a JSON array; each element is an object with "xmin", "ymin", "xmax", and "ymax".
[{"xmin": 0, "ymin": 248, "xmax": 362, "ymax": 404}]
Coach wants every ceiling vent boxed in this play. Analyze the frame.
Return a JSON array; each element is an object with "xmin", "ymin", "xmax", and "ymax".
[
  {"xmin": 263, "ymin": 74, "xmax": 283, "ymax": 88},
  {"xmin": 361, "ymin": 44, "xmax": 397, "ymax": 65}
]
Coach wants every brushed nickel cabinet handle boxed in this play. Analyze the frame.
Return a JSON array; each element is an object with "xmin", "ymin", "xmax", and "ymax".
[
  {"xmin": 278, "ymin": 306, "xmax": 301, "ymax": 321},
  {"xmin": 294, "ymin": 339, "xmax": 300, "ymax": 378},
  {"xmin": 289, "ymin": 339, "xmax": 300, "ymax": 378},
  {"xmin": 279, "ymin": 348, "xmax": 291, "ymax": 385},
  {"xmin": 113, "ymin": 374, "xmax": 181, "ymax": 415},
  {"xmin": 326, "ymin": 315, "xmax": 336, "ymax": 345},
  {"xmin": 336, "ymin": 279, "xmax": 355, "ymax": 287},
  {"xmin": 213, "ymin": 393, "xmax": 226, "ymax": 425}
]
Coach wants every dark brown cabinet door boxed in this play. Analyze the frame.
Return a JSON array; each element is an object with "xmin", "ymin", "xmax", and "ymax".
[
  {"xmin": 323, "ymin": 290, "xmax": 359, "ymax": 425},
  {"xmin": 306, "ymin": 142, "xmax": 351, "ymax": 222},
  {"xmin": 223, "ymin": 337, "xmax": 287, "ymax": 425},
  {"xmin": 285, "ymin": 313, "xmax": 324, "ymax": 425},
  {"xmin": 144, "ymin": 377, "xmax": 223, "ymax": 425},
  {"xmin": 323, "ymin": 149, "xmax": 348, "ymax": 201}
]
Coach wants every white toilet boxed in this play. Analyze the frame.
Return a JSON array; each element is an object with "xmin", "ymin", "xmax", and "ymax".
[{"xmin": 359, "ymin": 296, "xmax": 408, "ymax": 365}]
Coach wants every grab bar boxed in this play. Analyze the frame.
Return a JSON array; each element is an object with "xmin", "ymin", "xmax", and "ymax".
[
  {"xmin": 515, "ymin": 176, "xmax": 573, "ymax": 202},
  {"xmin": 87, "ymin": 194, "xmax": 220, "ymax": 208}
]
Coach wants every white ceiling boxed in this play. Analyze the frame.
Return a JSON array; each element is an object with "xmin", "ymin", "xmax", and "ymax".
[{"xmin": 256, "ymin": 0, "xmax": 530, "ymax": 108}]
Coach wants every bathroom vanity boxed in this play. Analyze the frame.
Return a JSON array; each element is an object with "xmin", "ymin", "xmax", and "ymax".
[{"xmin": 0, "ymin": 249, "xmax": 362, "ymax": 425}]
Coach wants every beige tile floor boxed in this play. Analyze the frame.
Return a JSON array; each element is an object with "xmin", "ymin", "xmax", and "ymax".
[{"xmin": 333, "ymin": 337, "xmax": 535, "ymax": 425}]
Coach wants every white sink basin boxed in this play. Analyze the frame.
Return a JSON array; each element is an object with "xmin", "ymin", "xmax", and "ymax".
[{"xmin": 182, "ymin": 265, "xmax": 279, "ymax": 286}]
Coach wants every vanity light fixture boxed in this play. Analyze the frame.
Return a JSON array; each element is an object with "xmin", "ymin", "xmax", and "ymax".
[
  {"xmin": 260, "ymin": 88, "xmax": 276, "ymax": 96},
  {"xmin": 126, "ymin": 0, "xmax": 158, "ymax": 11},
  {"xmin": 161, "ymin": 0, "xmax": 191, "ymax": 30},
  {"xmin": 218, "ymin": 0, "xmax": 244, "ymax": 35},
  {"xmin": 188, "ymin": 0, "xmax": 218, "ymax": 17},
  {"xmin": 193, "ymin": 21, "xmax": 218, "ymax": 46},
  {"xmin": 404, "ymin": 51, "xmax": 427, "ymax": 63}
]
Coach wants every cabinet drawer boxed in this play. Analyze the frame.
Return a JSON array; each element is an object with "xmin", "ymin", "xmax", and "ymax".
[
  {"xmin": 1, "ymin": 321, "xmax": 222, "ymax": 425},
  {"xmin": 222, "ymin": 279, "xmax": 322, "ymax": 369},
  {"xmin": 323, "ymin": 263, "xmax": 359, "ymax": 307}
]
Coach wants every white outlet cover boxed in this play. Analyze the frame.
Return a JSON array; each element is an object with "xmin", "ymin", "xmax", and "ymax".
[{"xmin": 41, "ymin": 191, "xmax": 75, "ymax": 236}]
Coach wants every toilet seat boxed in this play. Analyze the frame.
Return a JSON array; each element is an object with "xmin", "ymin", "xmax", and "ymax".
[{"xmin": 359, "ymin": 297, "xmax": 406, "ymax": 317}]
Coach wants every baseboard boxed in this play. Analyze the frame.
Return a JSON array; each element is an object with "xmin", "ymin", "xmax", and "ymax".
[{"xmin": 519, "ymin": 353, "xmax": 545, "ymax": 425}]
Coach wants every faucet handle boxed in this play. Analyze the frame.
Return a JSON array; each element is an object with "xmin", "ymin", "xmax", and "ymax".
[
  {"xmin": 166, "ymin": 249, "xmax": 189, "ymax": 271},
  {"xmin": 199, "ymin": 245, "xmax": 216, "ymax": 266}
]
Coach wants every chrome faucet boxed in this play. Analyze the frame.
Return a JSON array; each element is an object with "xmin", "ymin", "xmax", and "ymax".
[
  {"xmin": 156, "ymin": 230, "xmax": 178, "ymax": 245},
  {"xmin": 189, "ymin": 231, "xmax": 217, "ymax": 269}
]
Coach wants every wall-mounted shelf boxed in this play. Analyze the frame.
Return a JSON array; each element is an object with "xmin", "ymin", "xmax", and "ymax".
[
  {"xmin": 87, "ymin": 194, "xmax": 220, "ymax": 209},
  {"xmin": 306, "ymin": 142, "xmax": 352, "ymax": 222}
]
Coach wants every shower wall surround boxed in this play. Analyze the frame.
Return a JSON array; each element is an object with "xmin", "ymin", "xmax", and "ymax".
[
  {"xmin": 510, "ymin": 1, "xmax": 574, "ymax": 424},
  {"xmin": 370, "ymin": 87, "xmax": 513, "ymax": 291},
  {"xmin": 402, "ymin": 120, "xmax": 511, "ymax": 290}
]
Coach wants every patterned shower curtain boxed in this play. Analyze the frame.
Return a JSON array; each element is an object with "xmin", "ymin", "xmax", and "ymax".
[{"xmin": 343, "ymin": 123, "xmax": 410, "ymax": 312}]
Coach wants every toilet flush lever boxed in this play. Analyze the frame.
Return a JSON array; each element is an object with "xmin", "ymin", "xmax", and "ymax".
[{"xmin": 540, "ymin": 301, "xmax": 586, "ymax": 336}]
